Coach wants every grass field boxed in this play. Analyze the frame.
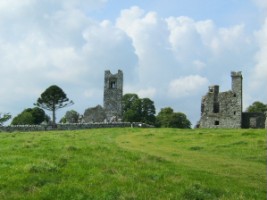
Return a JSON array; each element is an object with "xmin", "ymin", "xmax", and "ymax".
[{"xmin": 0, "ymin": 128, "xmax": 266, "ymax": 199}]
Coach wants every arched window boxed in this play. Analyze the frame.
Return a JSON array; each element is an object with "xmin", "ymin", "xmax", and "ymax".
[{"xmin": 109, "ymin": 80, "xmax": 116, "ymax": 89}]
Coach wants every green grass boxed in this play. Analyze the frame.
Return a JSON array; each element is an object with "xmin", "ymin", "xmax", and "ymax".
[{"xmin": 0, "ymin": 128, "xmax": 266, "ymax": 199}]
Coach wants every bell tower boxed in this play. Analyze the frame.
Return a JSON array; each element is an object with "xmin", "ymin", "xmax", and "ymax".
[{"xmin": 103, "ymin": 70, "xmax": 123, "ymax": 122}]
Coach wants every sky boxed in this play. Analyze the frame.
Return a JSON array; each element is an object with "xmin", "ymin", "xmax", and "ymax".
[{"xmin": 0, "ymin": 0, "xmax": 266, "ymax": 126}]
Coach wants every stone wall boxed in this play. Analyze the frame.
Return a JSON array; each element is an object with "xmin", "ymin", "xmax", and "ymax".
[
  {"xmin": 242, "ymin": 112, "xmax": 266, "ymax": 129},
  {"xmin": 198, "ymin": 71, "xmax": 266, "ymax": 129},
  {"xmin": 199, "ymin": 72, "xmax": 243, "ymax": 128},
  {"xmin": 0, "ymin": 122, "xmax": 153, "ymax": 132},
  {"xmin": 83, "ymin": 105, "xmax": 106, "ymax": 123}
]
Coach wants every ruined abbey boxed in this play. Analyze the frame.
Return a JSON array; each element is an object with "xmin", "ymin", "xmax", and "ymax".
[
  {"xmin": 1, "ymin": 69, "xmax": 266, "ymax": 132},
  {"xmin": 83, "ymin": 70, "xmax": 266, "ymax": 128},
  {"xmin": 197, "ymin": 71, "xmax": 266, "ymax": 128},
  {"xmin": 83, "ymin": 70, "xmax": 123, "ymax": 123}
]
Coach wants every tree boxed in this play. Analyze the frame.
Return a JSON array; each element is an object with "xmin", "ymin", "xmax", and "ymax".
[
  {"xmin": 34, "ymin": 85, "xmax": 74, "ymax": 125},
  {"xmin": 61, "ymin": 110, "xmax": 80, "ymax": 123},
  {"xmin": 12, "ymin": 112, "xmax": 34, "ymax": 125},
  {"xmin": 141, "ymin": 98, "xmax": 156, "ymax": 124},
  {"xmin": 0, "ymin": 113, "xmax": 12, "ymax": 125},
  {"xmin": 11, "ymin": 107, "xmax": 48, "ymax": 125},
  {"xmin": 156, "ymin": 107, "xmax": 191, "ymax": 128},
  {"xmin": 246, "ymin": 101, "xmax": 267, "ymax": 113},
  {"xmin": 122, "ymin": 94, "xmax": 142, "ymax": 122},
  {"xmin": 122, "ymin": 93, "xmax": 156, "ymax": 125},
  {"xmin": 31, "ymin": 107, "xmax": 48, "ymax": 124},
  {"xmin": 155, "ymin": 107, "xmax": 173, "ymax": 127},
  {"xmin": 170, "ymin": 112, "xmax": 191, "ymax": 128}
]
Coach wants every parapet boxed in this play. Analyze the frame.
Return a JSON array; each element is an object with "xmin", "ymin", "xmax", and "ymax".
[
  {"xmin": 105, "ymin": 69, "xmax": 123, "ymax": 76},
  {"xmin": 231, "ymin": 71, "xmax": 242, "ymax": 77}
]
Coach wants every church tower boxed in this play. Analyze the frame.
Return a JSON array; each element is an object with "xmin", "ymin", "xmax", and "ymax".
[{"xmin": 103, "ymin": 70, "xmax": 123, "ymax": 122}]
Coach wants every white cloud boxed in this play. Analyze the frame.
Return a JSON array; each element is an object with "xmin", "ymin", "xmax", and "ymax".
[
  {"xmin": 253, "ymin": 0, "xmax": 267, "ymax": 10},
  {"xmin": 0, "ymin": 0, "xmax": 33, "ymax": 13},
  {"xmin": 168, "ymin": 75, "xmax": 209, "ymax": 98},
  {"xmin": 167, "ymin": 16, "xmax": 203, "ymax": 58},
  {"xmin": 0, "ymin": 1, "xmax": 265, "ymax": 125},
  {"xmin": 193, "ymin": 60, "xmax": 207, "ymax": 70},
  {"xmin": 136, "ymin": 88, "xmax": 157, "ymax": 99},
  {"xmin": 248, "ymin": 18, "xmax": 267, "ymax": 102},
  {"xmin": 116, "ymin": 6, "xmax": 176, "ymax": 84},
  {"xmin": 124, "ymin": 85, "xmax": 156, "ymax": 99},
  {"xmin": 0, "ymin": 0, "xmax": 137, "ymax": 117},
  {"xmin": 166, "ymin": 16, "xmax": 250, "ymax": 63}
]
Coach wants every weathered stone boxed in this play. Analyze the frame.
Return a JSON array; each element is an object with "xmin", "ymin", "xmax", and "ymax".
[
  {"xmin": 198, "ymin": 71, "xmax": 266, "ymax": 129},
  {"xmin": 198, "ymin": 71, "xmax": 243, "ymax": 128},
  {"xmin": 0, "ymin": 122, "xmax": 153, "ymax": 132},
  {"xmin": 103, "ymin": 70, "xmax": 123, "ymax": 122},
  {"xmin": 83, "ymin": 105, "xmax": 106, "ymax": 123},
  {"xmin": 242, "ymin": 112, "xmax": 266, "ymax": 128}
]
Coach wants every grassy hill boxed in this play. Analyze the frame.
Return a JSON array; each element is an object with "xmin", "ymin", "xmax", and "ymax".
[{"xmin": 0, "ymin": 128, "xmax": 266, "ymax": 199}]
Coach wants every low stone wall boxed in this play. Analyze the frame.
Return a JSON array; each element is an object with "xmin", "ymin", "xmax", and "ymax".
[
  {"xmin": 0, "ymin": 122, "xmax": 153, "ymax": 132},
  {"xmin": 242, "ymin": 112, "xmax": 266, "ymax": 129}
]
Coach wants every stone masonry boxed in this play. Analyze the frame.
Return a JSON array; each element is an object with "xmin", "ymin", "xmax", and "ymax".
[
  {"xmin": 83, "ymin": 105, "xmax": 106, "ymax": 123},
  {"xmin": 83, "ymin": 69, "xmax": 123, "ymax": 123},
  {"xmin": 198, "ymin": 71, "xmax": 266, "ymax": 128},
  {"xmin": 198, "ymin": 71, "xmax": 243, "ymax": 128},
  {"xmin": 103, "ymin": 70, "xmax": 123, "ymax": 122}
]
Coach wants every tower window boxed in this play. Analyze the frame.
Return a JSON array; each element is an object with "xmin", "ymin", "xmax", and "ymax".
[
  {"xmin": 214, "ymin": 121, "xmax": 219, "ymax": 125},
  {"xmin": 213, "ymin": 102, "xmax": 220, "ymax": 113},
  {"xmin": 233, "ymin": 93, "xmax": 237, "ymax": 97},
  {"xmin": 109, "ymin": 81, "xmax": 116, "ymax": 89}
]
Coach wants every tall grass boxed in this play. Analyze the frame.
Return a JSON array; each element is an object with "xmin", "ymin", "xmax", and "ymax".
[{"xmin": 0, "ymin": 128, "xmax": 266, "ymax": 199}]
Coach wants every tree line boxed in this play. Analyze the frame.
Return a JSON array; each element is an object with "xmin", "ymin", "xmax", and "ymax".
[{"xmin": 1, "ymin": 85, "xmax": 267, "ymax": 128}]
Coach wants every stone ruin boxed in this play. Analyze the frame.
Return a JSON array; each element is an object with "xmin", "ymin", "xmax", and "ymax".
[
  {"xmin": 103, "ymin": 70, "xmax": 123, "ymax": 121},
  {"xmin": 197, "ymin": 71, "xmax": 266, "ymax": 128},
  {"xmin": 83, "ymin": 105, "xmax": 106, "ymax": 123},
  {"xmin": 83, "ymin": 70, "xmax": 123, "ymax": 123}
]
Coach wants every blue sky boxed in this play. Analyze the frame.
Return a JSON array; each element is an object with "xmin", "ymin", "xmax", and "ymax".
[
  {"xmin": 98, "ymin": 0, "xmax": 261, "ymax": 26},
  {"xmin": 0, "ymin": 0, "xmax": 266, "ymax": 125}
]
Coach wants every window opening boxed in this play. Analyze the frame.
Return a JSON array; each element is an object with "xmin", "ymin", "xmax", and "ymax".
[
  {"xmin": 214, "ymin": 121, "xmax": 219, "ymax": 125},
  {"xmin": 109, "ymin": 81, "xmax": 116, "ymax": 89},
  {"xmin": 213, "ymin": 102, "xmax": 220, "ymax": 113},
  {"xmin": 209, "ymin": 88, "xmax": 214, "ymax": 93}
]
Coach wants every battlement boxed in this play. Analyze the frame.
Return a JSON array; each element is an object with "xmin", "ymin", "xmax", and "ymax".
[{"xmin": 231, "ymin": 71, "xmax": 242, "ymax": 77}]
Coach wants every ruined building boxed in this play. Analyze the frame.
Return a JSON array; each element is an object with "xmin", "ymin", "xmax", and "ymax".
[
  {"xmin": 103, "ymin": 70, "xmax": 123, "ymax": 122},
  {"xmin": 198, "ymin": 71, "xmax": 266, "ymax": 128},
  {"xmin": 83, "ymin": 70, "xmax": 123, "ymax": 123},
  {"xmin": 83, "ymin": 105, "xmax": 106, "ymax": 123}
]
